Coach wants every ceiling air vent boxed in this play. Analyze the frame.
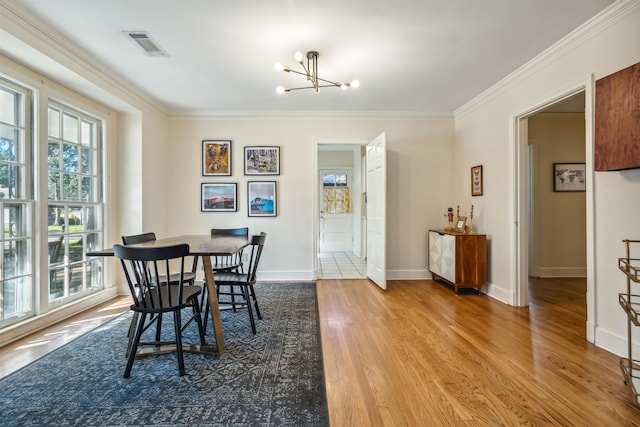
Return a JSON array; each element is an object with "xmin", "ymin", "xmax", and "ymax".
[{"xmin": 125, "ymin": 31, "xmax": 168, "ymax": 57}]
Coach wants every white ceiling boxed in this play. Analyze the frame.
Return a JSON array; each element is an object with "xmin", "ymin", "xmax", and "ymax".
[{"xmin": 6, "ymin": 0, "xmax": 615, "ymax": 114}]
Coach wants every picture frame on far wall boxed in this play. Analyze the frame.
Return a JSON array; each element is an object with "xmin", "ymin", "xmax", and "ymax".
[
  {"xmin": 202, "ymin": 140, "xmax": 231, "ymax": 176},
  {"xmin": 201, "ymin": 183, "xmax": 237, "ymax": 212},
  {"xmin": 553, "ymin": 163, "xmax": 586, "ymax": 192},
  {"xmin": 247, "ymin": 181, "xmax": 277, "ymax": 217},
  {"xmin": 471, "ymin": 165, "xmax": 483, "ymax": 196},
  {"xmin": 244, "ymin": 146, "xmax": 280, "ymax": 175}
]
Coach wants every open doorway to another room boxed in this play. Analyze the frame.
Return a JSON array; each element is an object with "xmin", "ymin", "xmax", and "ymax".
[
  {"xmin": 317, "ymin": 143, "xmax": 367, "ymax": 279},
  {"xmin": 522, "ymin": 90, "xmax": 589, "ymax": 337}
]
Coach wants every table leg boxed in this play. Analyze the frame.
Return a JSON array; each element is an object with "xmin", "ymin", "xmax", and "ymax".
[{"xmin": 201, "ymin": 255, "xmax": 226, "ymax": 354}]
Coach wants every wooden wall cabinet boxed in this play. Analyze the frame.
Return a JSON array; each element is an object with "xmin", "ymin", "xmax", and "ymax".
[
  {"xmin": 595, "ymin": 61, "xmax": 640, "ymax": 171},
  {"xmin": 429, "ymin": 230, "xmax": 487, "ymax": 294}
]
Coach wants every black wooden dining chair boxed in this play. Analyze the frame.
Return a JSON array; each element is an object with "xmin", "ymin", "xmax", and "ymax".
[
  {"xmin": 202, "ymin": 227, "xmax": 250, "ymax": 323},
  {"xmin": 114, "ymin": 243, "xmax": 206, "ymax": 378},
  {"xmin": 121, "ymin": 232, "xmax": 199, "ymax": 357},
  {"xmin": 211, "ymin": 232, "xmax": 266, "ymax": 334}
]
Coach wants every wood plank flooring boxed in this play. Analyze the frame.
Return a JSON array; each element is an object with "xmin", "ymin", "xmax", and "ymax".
[
  {"xmin": 317, "ymin": 277, "xmax": 640, "ymax": 426},
  {"xmin": 1, "ymin": 278, "xmax": 639, "ymax": 426}
]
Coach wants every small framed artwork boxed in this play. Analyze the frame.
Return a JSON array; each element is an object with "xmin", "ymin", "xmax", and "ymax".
[
  {"xmin": 471, "ymin": 165, "xmax": 483, "ymax": 196},
  {"xmin": 454, "ymin": 216, "xmax": 467, "ymax": 233},
  {"xmin": 553, "ymin": 163, "xmax": 586, "ymax": 192},
  {"xmin": 202, "ymin": 140, "xmax": 231, "ymax": 176},
  {"xmin": 247, "ymin": 181, "xmax": 277, "ymax": 217},
  {"xmin": 201, "ymin": 183, "xmax": 237, "ymax": 212},
  {"xmin": 244, "ymin": 146, "xmax": 280, "ymax": 175}
]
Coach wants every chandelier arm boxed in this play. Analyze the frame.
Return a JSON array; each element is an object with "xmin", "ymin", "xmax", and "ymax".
[
  {"xmin": 286, "ymin": 86, "xmax": 316, "ymax": 91},
  {"xmin": 315, "ymin": 77, "xmax": 340, "ymax": 86},
  {"xmin": 285, "ymin": 68, "xmax": 311, "ymax": 78},
  {"xmin": 285, "ymin": 84, "xmax": 342, "ymax": 91}
]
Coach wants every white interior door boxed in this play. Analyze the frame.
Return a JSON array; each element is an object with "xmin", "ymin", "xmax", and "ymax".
[
  {"xmin": 319, "ymin": 214, "xmax": 352, "ymax": 252},
  {"xmin": 366, "ymin": 132, "xmax": 387, "ymax": 290}
]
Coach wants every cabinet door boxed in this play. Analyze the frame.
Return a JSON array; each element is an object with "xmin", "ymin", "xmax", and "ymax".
[
  {"xmin": 441, "ymin": 234, "xmax": 456, "ymax": 283},
  {"xmin": 428, "ymin": 231, "xmax": 442, "ymax": 276}
]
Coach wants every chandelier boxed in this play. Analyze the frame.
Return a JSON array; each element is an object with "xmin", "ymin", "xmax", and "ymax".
[{"xmin": 274, "ymin": 51, "xmax": 359, "ymax": 94}]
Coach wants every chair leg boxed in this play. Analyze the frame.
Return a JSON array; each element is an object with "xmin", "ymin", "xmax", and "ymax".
[
  {"xmin": 192, "ymin": 298, "xmax": 207, "ymax": 345},
  {"xmin": 230, "ymin": 284, "xmax": 238, "ymax": 312},
  {"xmin": 155, "ymin": 314, "xmax": 163, "ymax": 345},
  {"xmin": 124, "ymin": 312, "xmax": 146, "ymax": 378},
  {"xmin": 203, "ymin": 286, "xmax": 213, "ymax": 331},
  {"xmin": 242, "ymin": 285, "xmax": 256, "ymax": 334},
  {"xmin": 125, "ymin": 311, "xmax": 139, "ymax": 358},
  {"xmin": 249, "ymin": 285, "xmax": 262, "ymax": 320},
  {"xmin": 173, "ymin": 310, "xmax": 186, "ymax": 376}
]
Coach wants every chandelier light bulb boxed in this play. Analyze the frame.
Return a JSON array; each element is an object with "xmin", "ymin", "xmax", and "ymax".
[
  {"xmin": 350, "ymin": 80, "xmax": 360, "ymax": 88},
  {"xmin": 276, "ymin": 86, "xmax": 286, "ymax": 94},
  {"xmin": 294, "ymin": 51, "xmax": 303, "ymax": 63},
  {"xmin": 274, "ymin": 62, "xmax": 284, "ymax": 72}
]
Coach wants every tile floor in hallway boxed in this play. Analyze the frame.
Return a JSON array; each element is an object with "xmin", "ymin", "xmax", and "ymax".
[{"xmin": 318, "ymin": 251, "xmax": 366, "ymax": 279}]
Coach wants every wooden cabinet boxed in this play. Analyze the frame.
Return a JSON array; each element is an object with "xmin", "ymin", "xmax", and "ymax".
[{"xmin": 429, "ymin": 230, "xmax": 487, "ymax": 294}]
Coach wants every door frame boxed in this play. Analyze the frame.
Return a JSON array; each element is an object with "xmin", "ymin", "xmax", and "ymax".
[
  {"xmin": 511, "ymin": 78, "xmax": 595, "ymax": 342},
  {"xmin": 313, "ymin": 139, "xmax": 367, "ymax": 280}
]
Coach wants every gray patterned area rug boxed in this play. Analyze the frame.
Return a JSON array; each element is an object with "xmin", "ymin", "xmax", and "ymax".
[{"xmin": 0, "ymin": 282, "xmax": 328, "ymax": 426}]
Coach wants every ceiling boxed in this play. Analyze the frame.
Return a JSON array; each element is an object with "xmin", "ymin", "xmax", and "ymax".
[{"xmin": 5, "ymin": 0, "xmax": 615, "ymax": 114}]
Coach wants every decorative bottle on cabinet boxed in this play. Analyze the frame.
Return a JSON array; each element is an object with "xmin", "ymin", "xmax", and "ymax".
[{"xmin": 428, "ymin": 230, "xmax": 487, "ymax": 294}]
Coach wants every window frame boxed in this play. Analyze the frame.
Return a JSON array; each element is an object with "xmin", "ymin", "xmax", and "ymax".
[{"xmin": 0, "ymin": 77, "xmax": 35, "ymax": 328}]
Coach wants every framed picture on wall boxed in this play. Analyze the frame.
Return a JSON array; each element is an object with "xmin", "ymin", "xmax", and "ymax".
[
  {"xmin": 201, "ymin": 183, "xmax": 237, "ymax": 212},
  {"xmin": 553, "ymin": 163, "xmax": 586, "ymax": 192},
  {"xmin": 471, "ymin": 165, "xmax": 483, "ymax": 196},
  {"xmin": 202, "ymin": 140, "xmax": 232, "ymax": 176},
  {"xmin": 247, "ymin": 181, "xmax": 277, "ymax": 217},
  {"xmin": 244, "ymin": 146, "xmax": 280, "ymax": 175}
]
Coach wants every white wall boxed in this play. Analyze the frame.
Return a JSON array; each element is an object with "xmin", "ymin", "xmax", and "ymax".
[
  {"xmin": 165, "ymin": 116, "xmax": 454, "ymax": 280},
  {"xmin": 454, "ymin": 1, "xmax": 640, "ymax": 356}
]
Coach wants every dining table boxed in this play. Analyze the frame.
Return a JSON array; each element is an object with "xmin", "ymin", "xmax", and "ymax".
[{"xmin": 87, "ymin": 234, "xmax": 249, "ymax": 355}]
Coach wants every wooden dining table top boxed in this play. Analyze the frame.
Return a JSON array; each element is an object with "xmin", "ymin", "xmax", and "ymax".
[{"xmin": 87, "ymin": 234, "xmax": 249, "ymax": 257}]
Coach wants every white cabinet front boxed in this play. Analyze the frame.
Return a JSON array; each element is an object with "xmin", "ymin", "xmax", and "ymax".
[{"xmin": 429, "ymin": 231, "xmax": 456, "ymax": 283}]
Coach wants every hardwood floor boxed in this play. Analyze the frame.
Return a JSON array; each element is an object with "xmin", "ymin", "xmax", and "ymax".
[
  {"xmin": 317, "ymin": 277, "xmax": 640, "ymax": 426},
  {"xmin": 0, "ymin": 297, "xmax": 131, "ymax": 378},
  {"xmin": 1, "ymin": 278, "xmax": 639, "ymax": 425}
]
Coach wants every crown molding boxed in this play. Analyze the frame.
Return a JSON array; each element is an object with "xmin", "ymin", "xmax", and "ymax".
[
  {"xmin": 167, "ymin": 110, "xmax": 454, "ymax": 121},
  {"xmin": 0, "ymin": 0, "xmax": 166, "ymax": 115},
  {"xmin": 454, "ymin": 0, "xmax": 639, "ymax": 119}
]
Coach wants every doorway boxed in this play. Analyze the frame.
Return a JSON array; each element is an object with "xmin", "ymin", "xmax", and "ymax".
[
  {"xmin": 316, "ymin": 142, "xmax": 366, "ymax": 279},
  {"xmin": 514, "ymin": 86, "xmax": 595, "ymax": 341}
]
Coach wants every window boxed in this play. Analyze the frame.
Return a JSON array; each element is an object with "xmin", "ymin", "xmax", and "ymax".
[
  {"xmin": 322, "ymin": 172, "xmax": 351, "ymax": 214},
  {"xmin": 47, "ymin": 103, "xmax": 103, "ymax": 302},
  {"xmin": 0, "ymin": 79, "xmax": 33, "ymax": 327}
]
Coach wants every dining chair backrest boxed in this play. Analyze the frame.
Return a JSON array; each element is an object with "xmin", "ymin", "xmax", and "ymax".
[
  {"xmin": 245, "ymin": 232, "xmax": 267, "ymax": 283},
  {"xmin": 210, "ymin": 227, "xmax": 249, "ymax": 237},
  {"xmin": 122, "ymin": 232, "xmax": 157, "ymax": 245},
  {"xmin": 210, "ymin": 227, "xmax": 249, "ymax": 272},
  {"xmin": 122, "ymin": 232, "xmax": 198, "ymax": 281},
  {"xmin": 114, "ymin": 243, "xmax": 190, "ymax": 310}
]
